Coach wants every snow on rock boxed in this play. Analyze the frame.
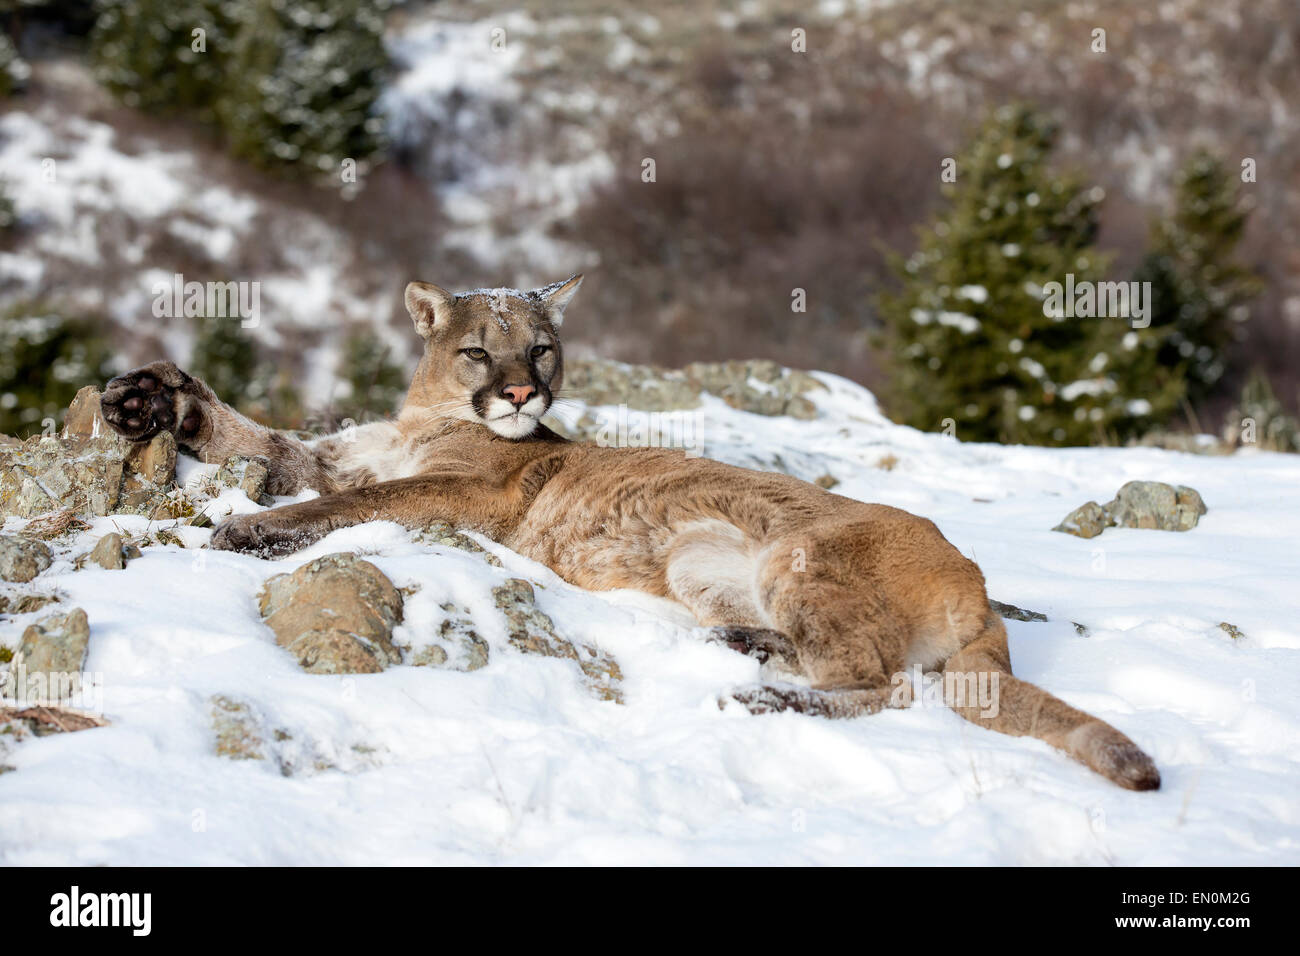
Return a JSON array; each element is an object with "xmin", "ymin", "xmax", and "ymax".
[{"xmin": 1, "ymin": 370, "xmax": 1299, "ymax": 864}]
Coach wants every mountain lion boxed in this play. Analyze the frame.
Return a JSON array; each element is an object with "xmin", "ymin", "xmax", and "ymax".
[{"xmin": 99, "ymin": 275, "xmax": 1160, "ymax": 790}]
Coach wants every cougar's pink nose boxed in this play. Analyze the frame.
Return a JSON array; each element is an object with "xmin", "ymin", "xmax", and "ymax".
[{"xmin": 502, "ymin": 384, "xmax": 535, "ymax": 407}]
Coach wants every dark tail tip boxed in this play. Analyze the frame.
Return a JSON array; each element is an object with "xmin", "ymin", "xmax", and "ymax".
[{"xmin": 1069, "ymin": 721, "xmax": 1161, "ymax": 791}]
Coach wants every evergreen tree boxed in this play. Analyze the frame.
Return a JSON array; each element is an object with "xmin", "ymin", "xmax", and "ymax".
[
  {"xmin": 0, "ymin": 30, "xmax": 29, "ymax": 96},
  {"xmin": 189, "ymin": 313, "xmax": 265, "ymax": 413},
  {"xmin": 1134, "ymin": 150, "xmax": 1261, "ymax": 405},
  {"xmin": 90, "ymin": 0, "xmax": 234, "ymax": 114},
  {"xmin": 877, "ymin": 105, "xmax": 1181, "ymax": 446},
  {"xmin": 215, "ymin": 0, "xmax": 388, "ymax": 172},
  {"xmin": 0, "ymin": 302, "xmax": 113, "ymax": 437},
  {"xmin": 0, "ymin": 178, "xmax": 16, "ymax": 231},
  {"xmin": 91, "ymin": 0, "xmax": 388, "ymax": 173},
  {"xmin": 1225, "ymin": 369, "xmax": 1299, "ymax": 453},
  {"xmin": 332, "ymin": 328, "xmax": 407, "ymax": 423}
]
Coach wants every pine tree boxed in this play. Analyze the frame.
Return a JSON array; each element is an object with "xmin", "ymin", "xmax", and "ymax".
[
  {"xmin": 1225, "ymin": 369, "xmax": 1299, "ymax": 453},
  {"xmin": 90, "ymin": 0, "xmax": 234, "ymax": 114},
  {"xmin": 215, "ymin": 0, "xmax": 388, "ymax": 172},
  {"xmin": 189, "ymin": 313, "xmax": 265, "ymax": 414},
  {"xmin": 877, "ymin": 105, "xmax": 1181, "ymax": 446},
  {"xmin": 0, "ymin": 29, "xmax": 30, "ymax": 96},
  {"xmin": 1134, "ymin": 150, "xmax": 1261, "ymax": 405},
  {"xmin": 0, "ymin": 178, "xmax": 16, "ymax": 231},
  {"xmin": 0, "ymin": 302, "xmax": 113, "ymax": 437},
  {"xmin": 91, "ymin": 0, "xmax": 388, "ymax": 173}
]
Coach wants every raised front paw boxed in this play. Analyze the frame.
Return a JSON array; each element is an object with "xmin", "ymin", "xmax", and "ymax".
[
  {"xmin": 211, "ymin": 513, "xmax": 320, "ymax": 558},
  {"xmin": 100, "ymin": 361, "xmax": 204, "ymax": 444}
]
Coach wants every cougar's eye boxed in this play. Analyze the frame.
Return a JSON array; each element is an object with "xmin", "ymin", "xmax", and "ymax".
[
  {"xmin": 530, "ymin": 345, "xmax": 551, "ymax": 358},
  {"xmin": 462, "ymin": 348, "xmax": 488, "ymax": 361}
]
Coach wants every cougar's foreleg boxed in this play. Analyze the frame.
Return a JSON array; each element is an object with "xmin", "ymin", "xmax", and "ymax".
[
  {"xmin": 210, "ymin": 473, "xmax": 515, "ymax": 557},
  {"xmin": 101, "ymin": 360, "xmax": 340, "ymax": 495}
]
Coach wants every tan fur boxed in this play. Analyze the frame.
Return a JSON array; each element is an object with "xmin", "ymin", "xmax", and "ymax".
[{"xmin": 99, "ymin": 275, "xmax": 1160, "ymax": 790}]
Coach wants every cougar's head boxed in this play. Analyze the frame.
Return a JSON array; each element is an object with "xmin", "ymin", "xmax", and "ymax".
[{"xmin": 401, "ymin": 275, "xmax": 582, "ymax": 439}]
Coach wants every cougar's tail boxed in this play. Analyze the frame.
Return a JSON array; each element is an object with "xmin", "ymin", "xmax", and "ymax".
[{"xmin": 943, "ymin": 615, "xmax": 1160, "ymax": 791}]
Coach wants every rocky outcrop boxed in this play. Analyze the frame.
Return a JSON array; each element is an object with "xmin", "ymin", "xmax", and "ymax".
[
  {"xmin": 214, "ymin": 455, "xmax": 273, "ymax": 506},
  {"xmin": 208, "ymin": 693, "xmax": 379, "ymax": 775},
  {"xmin": 561, "ymin": 358, "xmax": 825, "ymax": 419},
  {"xmin": 492, "ymin": 578, "xmax": 622, "ymax": 702},
  {"xmin": 408, "ymin": 602, "xmax": 491, "ymax": 670},
  {"xmin": 988, "ymin": 599, "xmax": 1048, "ymax": 623},
  {"xmin": 0, "ymin": 386, "xmax": 177, "ymax": 520},
  {"xmin": 1054, "ymin": 481, "xmax": 1207, "ymax": 539},
  {"xmin": 1, "ymin": 607, "xmax": 90, "ymax": 702},
  {"xmin": 1106, "ymin": 481, "xmax": 1207, "ymax": 532},
  {"xmin": 413, "ymin": 521, "xmax": 503, "ymax": 566},
  {"xmin": 1053, "ymin": 501, "xmax": 1112, "ymax": 539},
  {"xmin": 86, "ymin": 532, "xmax": 128, "ymax": 570},
  {"xmin": 257, "ymin": 553, "xmax": 404, "ymax": 674},
  {"xmin": 0, "ymin": 535, "xmax": 52, "ymax": 583},
  {"xmin": 210, "ymin": 694, "xmax": 269, "ymax": 761}
]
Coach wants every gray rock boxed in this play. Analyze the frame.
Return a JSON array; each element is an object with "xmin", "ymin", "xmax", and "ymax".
[
  {"xmin": 211, "ymin": 455, "xmax": 273, "ymax": 505},
  {"xmin": 1052, "ymin": 501, "xmax": 1113, "ymax": 539},
  {"xmin": 117, "ymin": 432, "xmax": 178, "ymax": 514},
  {"xmin": 2, "ymin": 608, "xmax": 90, "ymax": 702},
  {"xmin": 210, "ymin": 694, "xmax": 268, "ymax": 761},
  {"xmin": 685, "ymin": 360, "xmax": 824, "ymax": 419},
  {"xmin": 561, "ymin": 358, "xmax": 824, "ymax": 420},
  {"xmin": 492, "ymin": 578, "xmax": 622, "ymax": 702},
  {"xmin": 410, "ymin": 602, "xmax": 491, "ymax": 670},
  {"xmin": 87, "ymin": 532, "xmax": 127, "ymax": 570},
  {"xmin": 413, "ymin": 522, "xmax": 502, "ymax": 566},
  {"xmin": 1, "ymin": 388, "xmax": 176, "ymax": 519},
  {"xmin": 0, "ymin": 535, "xmax": 52, "ymax": 582},
  {"xmin": 257, "ymin": 553, "xmax": 404, "ymax": 674},
  {"xmin": 1106, "ymin": 481, "xmax": 1206, "ymax": 532},
  {"xmin": 989, "ymin": 599, "xmax": 1048, "ymax": 623},
  {"xmin": 61, "ymin": 385, "xmax": 111, "ymax": 439},
  {"xmin": 1054, "ymin": 481, "xmax": 1207, "ymax": 538},
  {"xmin": 563, "ymin": 359, "xmax": 702, "ymax": 412},
  {"xmin": 207, "ymin": 693, "xmax": 379, "ymax": 775},
  {"xmin": 240, "ymin": 457, "xmax": 272, "ymax": 506}
]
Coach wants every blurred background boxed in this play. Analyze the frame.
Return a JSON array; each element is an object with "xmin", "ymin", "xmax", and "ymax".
[{"xmin": 0, "ymin": 0, "xmax": 1295, "ymax": 449}]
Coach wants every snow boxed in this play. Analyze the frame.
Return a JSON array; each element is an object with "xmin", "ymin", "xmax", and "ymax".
[
  {"xmin": 377, "ymin": 9, "xmax": 612, "ymax": 273},
  {"xmin": 1060, "ymin": 378, "xmax": 1116, "ymax": 401},
  {"xmin": 910, "ymin": 308, "xmax": 981, "ymax": 334},
  {"xmin": 2, "ymin": 372, "xmax": 1298, "ymax": 865}
]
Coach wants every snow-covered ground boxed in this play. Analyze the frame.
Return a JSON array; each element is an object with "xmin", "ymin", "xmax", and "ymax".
[{"xmin": 2, "ymin": 374, "xmax": 1297, "ymax": 865}]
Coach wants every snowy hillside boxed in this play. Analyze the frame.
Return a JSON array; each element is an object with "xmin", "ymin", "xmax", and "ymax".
[{"xmin": 2, "ymin": 372, "xmax": 1298, "ymax": 865}]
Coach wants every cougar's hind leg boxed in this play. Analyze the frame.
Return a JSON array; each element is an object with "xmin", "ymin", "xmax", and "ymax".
[
  {"xmin": 723, "ymin": 551, "xmax": 914, "ymax": 718},
  {"xmin": 703, "ymin": 626, "xmax": 800, "ymax": 668},
  {"xmin": 664, "ymin": 520, "xmax": 799, "ymax": 669}
]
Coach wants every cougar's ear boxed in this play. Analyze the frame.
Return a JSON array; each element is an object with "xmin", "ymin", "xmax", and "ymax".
[
  {"xmin": 534, "ymin": 273, "xmax": 583, "ymax": 328},
  {"xmin": 405, "ymin": 281, "xmax": 454, "ymax": 338}
]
